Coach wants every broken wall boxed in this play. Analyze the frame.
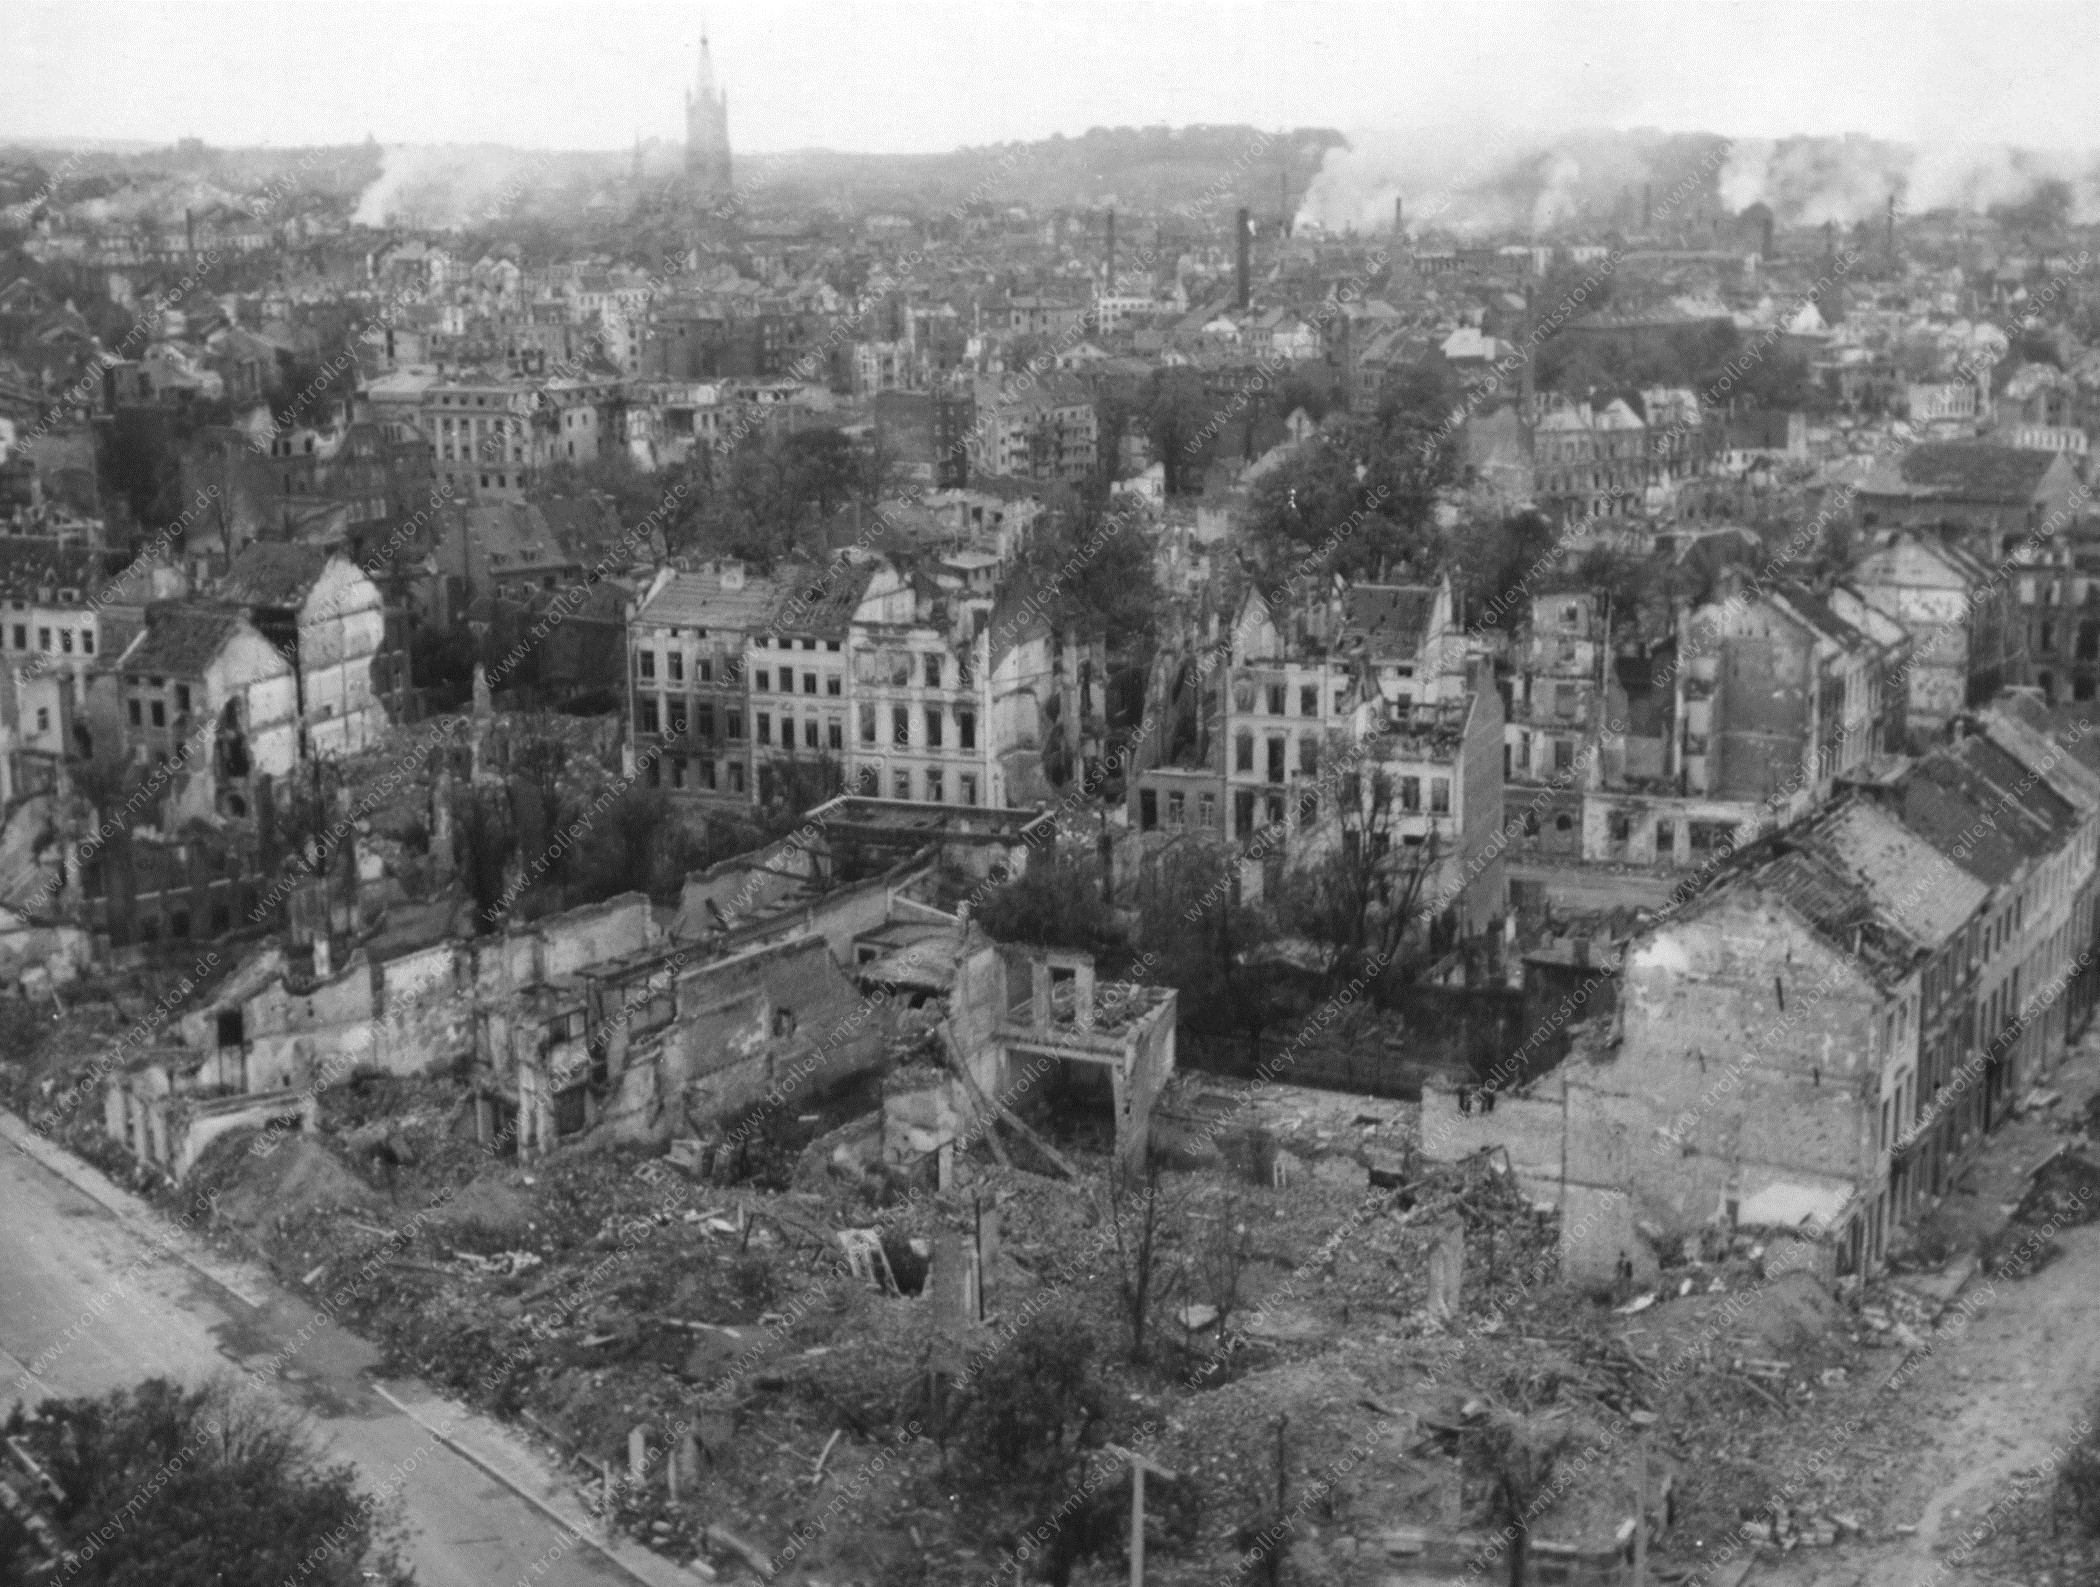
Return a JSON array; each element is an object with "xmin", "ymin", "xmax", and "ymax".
[
  {"xmin": 373, "ymin": 940, "xmax": 475, "ymax": 1075},
  {"xmin": 539, "ymin": 893, "xmax": 659, "ymax": 981},
  {"xmin": 672, "ymin": 934, "xmax": 888, "ymax": 1130},
  {"xmin": 1712, "ymin": 627, "xmax": 1812, "ymax": 802},
  {"xmin": 1419, "ymin": 1083, "xmax": 1563, "ymax": 1206},
  {"xmin": 1561, "ymin": 891, "xmax": 1880, "ymax": 1276},
  {"xmin": 236, "ymin": 956, "xmax": 381, "ymax": 1092},
  {"xmin": 1113, "ymin": 995, "xmax": 1178, "ymax": 1170}
]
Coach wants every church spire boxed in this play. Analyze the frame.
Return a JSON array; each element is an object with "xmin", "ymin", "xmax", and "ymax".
[{"xmin": 684, "ymin": 23, "xmax": 732, "ymax": 204}]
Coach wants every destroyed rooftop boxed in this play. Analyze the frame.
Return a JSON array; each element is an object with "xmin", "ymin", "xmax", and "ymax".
[
  {"xmin": 220, "ymin": 542, "xmax": 334, "ymax": 608},
  {"xmin": 0, "ymin": 535, "xmax": 125, "ymax": 603},
  {"xmin": 803, "ymin": 795, "xmax": 1058, "ymax": 846},
  {"xmin": 1338, "ymin": 582, "xmax": 1438, "ymax": 655},
  {"xmin": 115, "ymin": 606, "xmax": 250, "ymax": 678}
]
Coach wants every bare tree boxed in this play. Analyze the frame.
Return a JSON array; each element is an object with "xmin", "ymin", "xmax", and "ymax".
[
  {"xmin": 1279, "ymin": 764, "xmax": 1441, "ymax": 986},
  {"xmin": 1188, "ymin": 1194, "xmax": 1253, "ymax": 1345},
  {"xmin": 1232, "ymin": 1415, "xmax": 1292, "ymax": 1587},
  {"xmin": 1107, "ymin": 1156, "xmax": 1178, "ymax": 1363},
  {"xmin": 1464, "ymin": 1412, "xmax": 1574, "ymax": 1587}
]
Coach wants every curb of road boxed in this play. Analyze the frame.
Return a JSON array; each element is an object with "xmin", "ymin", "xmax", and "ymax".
[
  {"xmin": 368, "ymin": 1382, "xmax": 703, "ymax": 1587},
  {"xmin": 1, "ymin": 1109, "xmax": 702, "ymax": 1587},
  {"xmin": 0, "ymin": 1108, "xmax": 271, "ymax": 1308}
]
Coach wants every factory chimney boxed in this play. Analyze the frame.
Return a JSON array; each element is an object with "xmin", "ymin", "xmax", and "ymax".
[
  {"xmin": 1761, "ymin": 212, "xmax": 1774, "ymax": 262},
  {"xmin": 1235, "ymin": 207, "xmax": 1251, "ymax": 310},
  {"xmin": 1394, "ymin": 195, "xmax": 1405, "ymax": 237},
  {"xmin": 184, "ymin": 208, "xmax": 195, "ymax": 254},
  {"xmin": 1105, "ymin": 208, "xmax": 1115, "ymax": 295},
  {"xmin": 1886, "ymin": 192, "xmax": 1897, "ymax": 260},
  {"xmin": 1519, "ymin": 283, "xmax": 1536, "ymax": 418}
]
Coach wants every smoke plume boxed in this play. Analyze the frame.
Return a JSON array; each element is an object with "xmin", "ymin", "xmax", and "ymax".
[{"xmin": 1302, "ymin": 126, "xmax": 2100, "ymax": 236}]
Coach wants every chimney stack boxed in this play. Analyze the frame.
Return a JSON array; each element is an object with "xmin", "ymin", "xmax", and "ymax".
[
  {"xmin": 1887, "ymin": 191, "xmax": 1897, "ymax": 260},
  {"xmin": 184, "ymin": 207, "xmax": 195, "ymax": 254},
  {"xmin": 1394, "ymin": 195, "xmax": 1405, "ymax": 237},
  {"xmin": 1761, "ymin": 212, "xmax": 1774, "ymax": 261},
  {"xmin": 1105, "ymin": 207, "xmax": 1115, "ymax": 294},
  {"xmin": 1235, "ymin": 207, "xmax": 1251, "ymax": 310},
  {"xmin": 1520, "ymin": 283, "xmax": 1536, "ymax": 417}
]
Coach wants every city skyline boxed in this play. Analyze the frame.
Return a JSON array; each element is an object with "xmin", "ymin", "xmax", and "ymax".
[{"xmin": 8, "ymin": 0, "xmax": 2100, "ymax": 156}]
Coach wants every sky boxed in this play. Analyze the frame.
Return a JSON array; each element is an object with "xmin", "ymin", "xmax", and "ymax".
[{"xmin": 6, "ymin": 0, "xmax": 2100, "ymax": 156}]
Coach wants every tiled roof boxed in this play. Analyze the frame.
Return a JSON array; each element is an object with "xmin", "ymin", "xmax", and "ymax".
[
  {"xmin": 0, "ymin": 537, "xmax": 122, "ymax": 604},
  {"xmin": 633, "ymin": 565, "xmax": 781, "ymax": 631},
  {"xmin": 769, "ymin": 558, "xmax": 877, "ymax": 639},
  {"xmin": 221, "ymin": 542, "xmax": 331, "ymax": 608},
  {"xmin": 116, "ymin": 606, "xmax": 252, "ymax": 679},
  {"xmin": 1340, "ymin": 584, "xmax": 1437, "ymax": 653},
  {"xmin": 1892, "ymin": 733, "xmax": 2079, "ymax": 886},
  {"xmin": 1878, "ymin": 442, "xmax": 2062, "ymax": 502},
  {"xmin": 1812, "ymin": 799, "xmax": 1987, "ymax": 949}
]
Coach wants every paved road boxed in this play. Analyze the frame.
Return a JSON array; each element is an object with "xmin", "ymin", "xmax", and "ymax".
[{"xmin": 0, "ymin": 1130, "xmax": 639, "ymax": 1587}]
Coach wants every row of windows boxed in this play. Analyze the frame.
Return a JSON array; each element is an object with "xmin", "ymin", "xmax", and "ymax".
[
  {"xmin": 758, "ymin": 714, "xmax": 844, "ymax": 752},
  {"xmin": 864, "ymin": 703, "xmax": 976, "ymax": 749},
  {"xmin": 1232, "ymin": 732, "xmax": 1319, "ymax": 782},
  {"xmin": 636, "ymin": 699, "xmax": 744, "ymax": 740},
  {"xmin": 1140, "ymin": 788, "xmax": 1218, "ymax": 831},
  {"xmin": 439, "ymin": 470, "xmax": 531, "ymax": 491},
  {"xmin": 752, "ymin": 636, "xmax": 840, "ymax": 653},
  {"xmin": 855, "ymin": 650, "xmax": 963, "ymax": 689},
  {"xmin": 643, "ymin": 755, "xmax": 747, "ymax": 795},
  {"xmin": 637, "ymin": 651, "xmax": 726, "ymax": 683},
  {"xmin": 1233, "ymin": 681, "xmax": 1327, "ymax": 717},
  {"xmin": 851, "ymin": 764, "xmax": 979, "ymax": 805},
  {"xmin": 10, "ymin": 624, "xmax": 92, "ymax": 655},
  {"xmin": 754, "ymin": 668, "xmax": 841, "ymax": 696},
  {"xmin": 1232, "ymin": 787, "xmax": 1322, "ymax": 838}
]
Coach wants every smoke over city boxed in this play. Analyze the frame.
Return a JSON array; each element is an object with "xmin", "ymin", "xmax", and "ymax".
[
  {"xmin": 1300, "ymin": 126, "xmax": 2100, "ymax": 235},
  {"xmin": 352, "ymin": 142, "xmax": 648, "ymax": 228}
]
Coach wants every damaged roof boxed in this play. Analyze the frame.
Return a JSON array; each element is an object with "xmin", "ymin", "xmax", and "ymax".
[
  {"xmin": 1747, "ymin": 845, "xmax": 1923, "ymax": 987},
  {"xmin": 220, "ymin": 542, "xmax": 333, "ymax": 608},
  {"xmin": 1890, "ymin": 732, "xmax": 2081, "ymax": 888},
  {"xmin": 1811, "ymin": 799, "xmax": 1987, "ymax": 950},
  {"xmin": 633, "ymin": 564, "xmax": 781, "ymax": 631},
  {"xmin": 768, "ymin": 556, "xmax": 878, "ymax": 640},
  {"xmin": 1891, "ymin": 442, "xmax": 2067, "ymax": 501},
  {"xmin": 0, "ymin": 536, "xmax": 122, "ymax": 603},
  {"xmin": 116, "ymin": 605, "xmax": 263, "ymax": 680},
  {"xmin": 1339, "ymin": 583, "xmax": 1438, "ymax": 655}
]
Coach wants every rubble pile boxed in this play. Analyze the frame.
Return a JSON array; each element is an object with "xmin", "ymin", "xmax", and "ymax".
[
  {"xmin": 1735, "ymin": 1502, "xmax": 1864, "ymax": 1549},
  {"xmin": 2014, "ymin": 1148, "xmax": 2100, "ymax": 1226}
]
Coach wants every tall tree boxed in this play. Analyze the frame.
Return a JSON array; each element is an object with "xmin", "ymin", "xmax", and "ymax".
[
  {"xmin": 4, "ymin": 1378, "xmax": 412, "ymax": 1587},
  {"xmin": 1276, "ymin": 764, "xmax": 1440, "ymax": 987},
  {"xmin": 1138, "ymin": 369, "xmax": 1214, "ymax": 496},
  {"xmin": 1464, "ymin": 1412, "xmax": 1573, "ymax": 1587},
  {"xmin": 974, "ymin": 851, "xmax": 1113, "ymax": 953},
  {"xmin": 1138, "ymin": 842, "xmax": 1286, "ymax": 1071}
]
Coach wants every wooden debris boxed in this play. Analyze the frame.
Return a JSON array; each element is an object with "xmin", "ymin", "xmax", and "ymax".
[
  {"xmin": 939, "ymin": 1025, "xmax": 1076, "ymax": 1178},
  {"xmin": 703, "ymin": 1524, "xmax": 776, "ymax": 1579},
  {"xmin": 811, "ymin": 1427, "xmax": 843, "ymax": 1483}
]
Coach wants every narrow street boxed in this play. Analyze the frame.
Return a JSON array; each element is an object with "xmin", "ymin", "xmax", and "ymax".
[
  {"xmin": 1752, "ymin": 1036, "xmax": 2100, "ymax": 1587},
  {"xmin": 0, "ymin": 1121, "xmax": 650, "ymax": 1587}
]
